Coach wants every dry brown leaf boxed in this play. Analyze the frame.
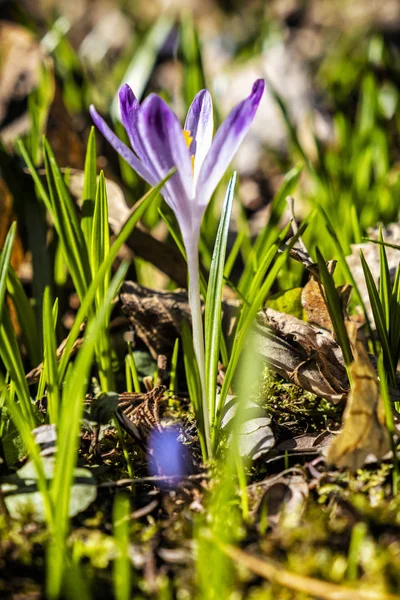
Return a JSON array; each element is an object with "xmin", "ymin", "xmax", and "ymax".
[
  {"xmin": 255, "ymin": 307, "xmax": 349, "ymax": 403},
  {"xmin": 0, "ymin": 21, "xmax": 53, "ymax": 146},
  {"xmin": 326, "ymin": 338, "xmax": 391, "ymax": 471},
  {"xmin": 301, "ymin": 272, "xmax": 352, "ymax": 334}
]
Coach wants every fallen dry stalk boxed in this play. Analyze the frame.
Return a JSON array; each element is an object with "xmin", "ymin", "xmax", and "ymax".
[{"xmin": 216, "ymin": 539, "xmax": 400, "ymax": 600}]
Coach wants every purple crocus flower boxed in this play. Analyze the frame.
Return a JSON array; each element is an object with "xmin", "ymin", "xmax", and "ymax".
[{"xmin": 90, "ymin": 80, "xmax": 265, "ymax": 457}]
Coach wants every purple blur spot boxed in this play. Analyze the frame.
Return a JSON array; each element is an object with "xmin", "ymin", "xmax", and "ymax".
[{"xmin": 148, "ymin": 426, "xmax": 190, "ymax": 487}]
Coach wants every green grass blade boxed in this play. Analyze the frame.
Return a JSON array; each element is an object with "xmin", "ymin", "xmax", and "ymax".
[
  {"xmin": 0, "ymin": 308, "xmax": 36, "ymax": 430},
  {"xmin": 239, "ymin": 163, "xmax": 303, "ymax": 294},
  {"xmin": 317, "ymin": 204, "xmax": 371, "ymax": 330},
  {"xmin": 110, "ymin": 15, "xmax": 174, "ymax": 119},
  {"xmin": 377, "ymin": 352, "xmax": 399, "ymax": 494},
  {"xmin": 0, "ymin": 222, "xmax": 16, "ymax": 323},
  {"xmin": 42, "ymin": 287, "xmax": 60, "ymax": 425},
  {"xmin": 170, "ymin": 337, "xmax": 180, "ymax": 394},
  {"xmin": 181, "ymin": 319, "xmax": 206, "ymax": 460},
  {"xmin": 266, "ymin": 79, "xmax": 311, "ymax": 168},
  {"xmin": 390, "ymin": 265, "xmax": 400, "ymax": 365},
  {"xmin": 113, "ymin": 494, "xmax": 132, "ymax": 600},
  {"xmin": 43, "ymin": 139, "xmax": 91, "ymax": 300},
  {"xmin": 205, "ymin": 173, "xmax": 236, "ymax": 420},
  {"xmin": 7, "ymin": 266, "xmax": 40, "ymax": 367},
  {"xmin": 180, "ymin": 12, "xmax": 207, "ymax": 111},
  {"xmin": 47, "ymin": 260, "xmax": 129, "ymax": 600},
  {"xmin": 17, "ymin": 140, "xmax": 53, "ymax": 215},
  {"xmin": 315, "ymin": 248, "xmax": 353, "ymax": 366},
  {"xmin": 81, "ymin": 126, "xmax": 97, "ymax": 249},
  {"xmin": 4, "ymin": 387, "xmax": 53, "ymax": 525},
  {"xmin": 57, "ymin": 170, "xmax": 174, "ymax": 382},
  {"xmin": 213, "ymin": 221, "xmax": 305, "ymax": 447},
  {"xmin": 91, "ymin": 171, "xmax": 110, "ymax": 293},
  {"xmin": 91, "ymin": 171, "xmax": 113, "ymax": 390},
  {"xmin": 378, "ymin": 227, "xmax": 391, "ymax": 331},
  {"xmin": 360, "ymin": 249, "xmax": 396, "ymax": 385},
  {"xmin": 125, "ymin": 343, "xmax": 140, "ymax": 393}
]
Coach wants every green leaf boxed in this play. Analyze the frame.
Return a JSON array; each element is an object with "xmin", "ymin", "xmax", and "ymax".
[
  {"xmin": 205, "ymin": 173, "xmax": 236, "ymax": 420},
  {"xmin": 0, "ymin": 222, "xmax": 16, "ymax": 323},
  {"xmin": 213, "ymin": 220, "xmax": 306, "ymax": 447},
  {"xmin": 91, "ymin": 171, "xmax": 110, "ymax": 295},
  {"xmin": 7, "ymin": 266, "xmax": 40, "ymax": 367},
  {"xmin": 378, "ymin": 227, "xmax": 391, "ymax": 331},
  {"xmin": 180, "ymin": 13, "xmax": 207, "ymax": 111},
  {"xmin": 4, "ymin": 389, "xmax": 53, "ymax": 526},
  {"xmin": 81, "ymin": 126, "xmax": 97, "ymax": 249},
  {"xmin": 125, "ymin": 344, "xmax": 141, "ymax": 393},
  {"xmin": 42, "ymin": 287, "xmax": 60, "ymax": 425},
  {"xmin": 113, "ymin": 494, "xmax": 132, "ymax": 600},
  {"xmin": 110, "ymin": 15, "xmax": 175, "ymax": 119},
  {"xmin": 239, "ymin": 163, "xmax": 303, "ymax": 294},
  {"xmin": 43, "ymin": 138, "xmax": 91, "ymax": 300},
  {"xmin": 1, "ymin": 458, "xmax": 96, "ymax": 522},
  {"xmin": 47, "ymin": 260, "xmax": 129, "ymax": 599},
  {"xmin": 316, "ymin": 248, "xmax": 353, "ymax": 366},
  {"xmin": 181, "ymin": 319, "xmax": 206, "ymax": 459},
  {"xmin": 0, "ymin": 309, "xmax": 36, "ymax": 430},
  {"xmin": 266, "ymin": 287, "xmax": 305, "ymax": 320},
  {"xmin": 57, "ymin": 170, "xmax": 175, "ymax": 382},
  {"xmin": 360, "ymin": 249, "xmax": 396, "ymax": 385},
  {"xmin": 0, "ymin": 407, "xmax": 25, "ymax": 467}
]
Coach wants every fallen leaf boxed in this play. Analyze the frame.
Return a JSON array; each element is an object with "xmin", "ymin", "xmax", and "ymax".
[
  {"xmin": 0, "ymin": 21, "xmax": 52, "ymax": 146},
  {"xmin": 326, "ymin": 339, "xmax": 391, "ymax": 471},
  {"xmin": 254, "ymin": 307, "xmax": 348, "ymax": 403},
  {"xmin": 220, "ymin": 395, "xmax": 275, "ymax": 460},
  {"xmin": 0, "ymin": 458, "xmax": 97, "ymax": 521}
]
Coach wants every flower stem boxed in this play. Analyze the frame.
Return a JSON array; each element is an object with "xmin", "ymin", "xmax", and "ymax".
[{"xmin": 186, "ymin": 242, "xmax": 212, "ymax": 459}]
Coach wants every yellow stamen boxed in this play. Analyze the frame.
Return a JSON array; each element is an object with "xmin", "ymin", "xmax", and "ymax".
[
  {"xmin": 183, "ymin": 129, "xmax": 193, "ymax": 147},
  {"xmin": 183, "ymin": 129, "xmax": 195, "ymax": 173}
]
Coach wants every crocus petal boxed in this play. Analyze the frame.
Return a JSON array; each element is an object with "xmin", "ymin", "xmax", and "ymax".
[
  {"xmin": 90, "ymin": 105, "xmax": 156, "ymax": 185},
  {"xmin": 196, "ymin": 78, "xmax": 265, "ymax": 208},
  {"xmin": 119, "ymin": 84, "xmax": 150, "ymax": 167},
  {"xmin": 184, "ymin": 89, "xmax": 213, "ymax": 188},
  {"xmin": 137, "ymin": 94, "xmax": 194, "ymax": 215}
]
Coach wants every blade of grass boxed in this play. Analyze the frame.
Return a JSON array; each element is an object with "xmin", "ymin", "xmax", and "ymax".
[
  {"xmin": 205, "ymin": 173, "xmax": 236, "ymax": 419},
  {"xmin": 43, "ymin": 138, "xmax": 91, "ymax": 300},
  {"xmin": 0, "ymin": 222, "xmax": 16, "ymax": 323},
  {"xmin": 113, "ymin": 494, "xmax": 132, "ymax": 600},
  {"xmin": 4, "ymin": 385, "xmax": 53, "ymax": 525},
  {"xmin": 169, "ymin": 338, "xmax": 180, "ymax": 395},
  {"xmin": 378, "ymin": 227, "xmax": 391, "ymax": 331},
  {"xmin": 42, "ymin": 287, "xmax": 60, "ymax": 424},
  {"xmin": 7, "ymin": 266, "xmax": 40, "ymax": 367},
  {"xmin": 0, "ymin": 308, "xmax": 36, "ymax": 429},
  {"xmin": 180, "ymin": 12, "xmax": 207, "ymax": 111},
  {"xmin": 213, "ymin": 221, "xmax": 305, "ymax": 447},
  {"xmin": 315, "ymin": 248, "xmax": 353, "ymax": 366},
  {"xmin": 81, "ymin": 126, "xmax": 97, "ymax": 249},
  {"xmin": 360, "ymin": 249, "xmax": 396, "ymax": 385},
  {"xmin": 111, "ymin": 15, "xmax": 174, "ymax": 119},
  {"xmin": 125, "ymin": 343, "xmax": 140, "ymax": 393},
  {"xmin": 377, "ymin": 352, "xmax": 399, "ymax": 494},
  {"xmin": 47, "ymin": 260, "xmax": 129, "ymax": 600},
  {"xmin": 181, "ymin": 319, "xmax": 206, "ymax": 459},
  {"xmin": 57, "ymin": 170, "xmax": 175, "ymax": 382},
  {"xmin": 239, "ymin": 164, "xmax": 303, "ymax": 294}
]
